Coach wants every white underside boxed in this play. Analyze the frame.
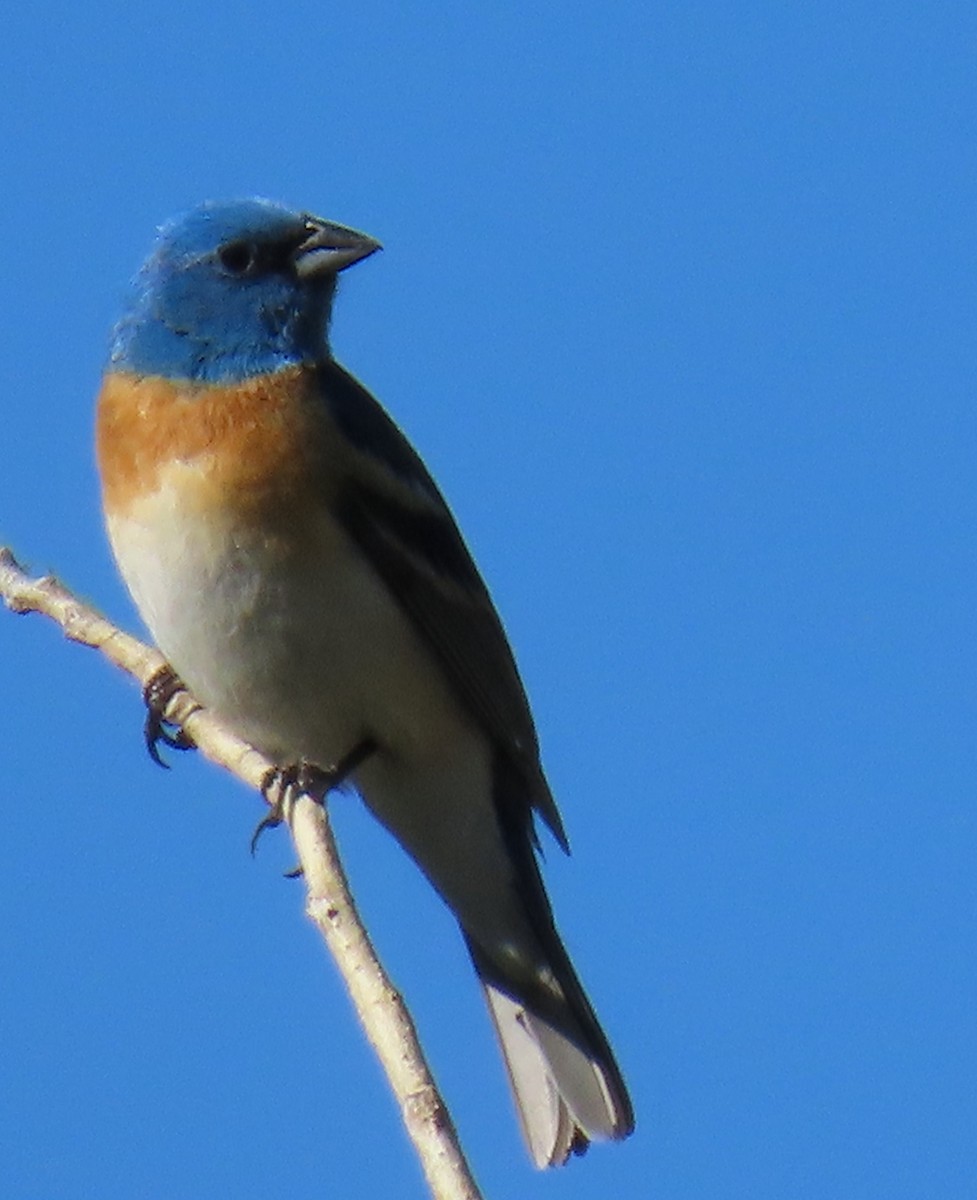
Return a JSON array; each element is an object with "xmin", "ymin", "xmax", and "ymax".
[{"xmin": 108, "ymin": 482, "xmax": 539, "ymax": 961}]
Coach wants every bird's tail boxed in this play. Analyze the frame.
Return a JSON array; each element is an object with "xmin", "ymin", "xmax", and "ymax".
[{"xmin": 465, "ymin": 932, "xmax": 634, "ymax": 1167}]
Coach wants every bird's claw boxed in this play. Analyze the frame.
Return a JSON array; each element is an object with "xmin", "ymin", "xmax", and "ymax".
[
  {"xmin": 250, "ymin": 737, "xmax": 378, "ymax": 856},
  {"xmin": 252, "ymin": 760, "xmax": 336, "ymax": 856},
  {"xmin": 143, "ymin": 666, "xmax": 195, "ymax": 768}
]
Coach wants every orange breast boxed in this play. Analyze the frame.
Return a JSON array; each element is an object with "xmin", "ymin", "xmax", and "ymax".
[{"xmin": 96, "ymin": 366, "xmax": 334, "ymax": 520}]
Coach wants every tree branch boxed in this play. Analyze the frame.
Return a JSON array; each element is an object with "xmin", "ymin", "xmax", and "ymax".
[{"xmin": 0, "ymin": 547, "xmax": 484, "ymax": 1200}]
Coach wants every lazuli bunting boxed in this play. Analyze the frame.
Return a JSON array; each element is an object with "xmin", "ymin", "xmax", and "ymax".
[{"xmin": 95, "ymin": 198, "xmax": 634, "ymax": 1166}]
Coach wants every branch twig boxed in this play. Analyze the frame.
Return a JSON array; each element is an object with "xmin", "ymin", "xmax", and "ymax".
[{"xmin": 0, "ymin": 547, "xmax": 484, "ymax": 1200}]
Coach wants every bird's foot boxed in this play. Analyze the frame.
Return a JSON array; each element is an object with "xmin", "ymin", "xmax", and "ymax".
[
  {"xmin": 143, "ymin": 666, "xmax": 195, "ymax": 769},
  {"xmin": 251, "ymin": 737, "xmax": 378, "ymax": 858}
]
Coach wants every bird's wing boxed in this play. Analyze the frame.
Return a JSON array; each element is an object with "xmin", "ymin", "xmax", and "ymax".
[{"xmin": 317, "ymin": 359, "xmax": 568, "ymax": 851}]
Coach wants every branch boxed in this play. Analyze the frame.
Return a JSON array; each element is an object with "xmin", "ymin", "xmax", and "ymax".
[{"xmin": 0, "ymin": 547, "xmax": 484, "ymax": 1200}]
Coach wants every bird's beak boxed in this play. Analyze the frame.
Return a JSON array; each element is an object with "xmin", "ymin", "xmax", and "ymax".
[{"xmin": 293, "ymin": 219, "xmax": 382, "ymax": 278}]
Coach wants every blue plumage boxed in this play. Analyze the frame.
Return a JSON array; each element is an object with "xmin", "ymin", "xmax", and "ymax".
[{"xmin": 108, "ymin": 198, "xmax": 376, "ymax": 383}]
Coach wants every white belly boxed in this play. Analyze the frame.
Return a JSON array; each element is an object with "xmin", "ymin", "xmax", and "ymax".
[
  {"xmin": 106, "ymin": 482, "xmax": 538, "ymax": 958},
  {"xmin": 108, "ymin": 481, "xmax": 465, "ymax": 761}
]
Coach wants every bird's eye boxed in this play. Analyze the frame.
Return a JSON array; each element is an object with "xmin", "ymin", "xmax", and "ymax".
[{"xmin": 218, "ymin": 241, "xmax": 257, "ymax": 275}]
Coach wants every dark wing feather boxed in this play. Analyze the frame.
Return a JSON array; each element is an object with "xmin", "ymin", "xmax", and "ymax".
[{"xmin": 318, "ymin": 360, "xmax": 568, "ymax": 851}]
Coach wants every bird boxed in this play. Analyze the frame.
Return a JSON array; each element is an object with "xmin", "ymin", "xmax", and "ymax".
[{"xmin": 95, "ymin": 198, "xmax": 634, "ymax": 1167}]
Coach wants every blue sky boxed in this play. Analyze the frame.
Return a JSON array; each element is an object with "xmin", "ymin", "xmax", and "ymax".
[{"xmin": 1, "ymin": 2, "xmax": 975, "ymax": 1197}]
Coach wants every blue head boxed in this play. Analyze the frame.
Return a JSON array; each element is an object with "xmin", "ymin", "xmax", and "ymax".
[{"xmin": 108, "ymin": 198, "xmax": 380, "ymax": 384}]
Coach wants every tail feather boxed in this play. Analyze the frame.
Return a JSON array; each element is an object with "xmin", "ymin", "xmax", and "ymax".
[
  {"xmin": 481, "ymin": 984, "xmax": 586, "ymax": 1167},
  {"xmin": 467, "ymin": 938, "xmax": 634, "ymax": 1167},
  {"xmin": 457, "ymin": 755, "xmax": 634, "ymax": 1165}
]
